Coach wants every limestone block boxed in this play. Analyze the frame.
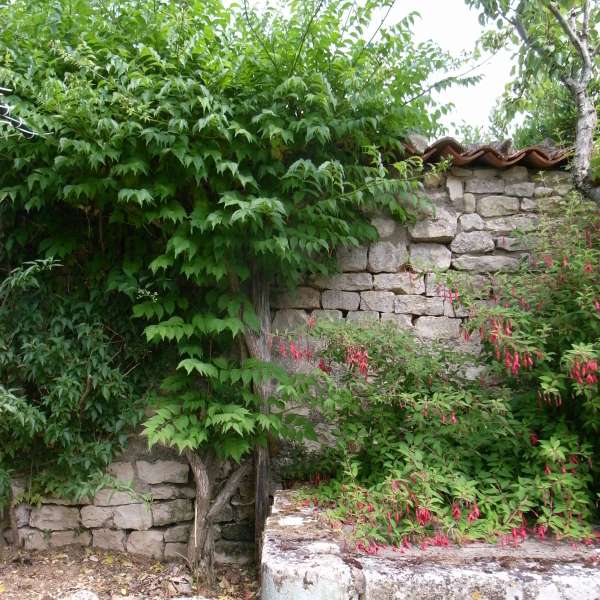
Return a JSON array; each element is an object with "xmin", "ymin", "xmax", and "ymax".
[
  {"xmin": 92, "ymin": 528, "xmax": 126, "ymax": 552},
  {"xmin": 214, "ymin": 540, "xmax": 254, "ymax": 565},
  {"xmin": 502, "ymin": 166, "xmax": 529, "ymax": 183},
  {"xmin": 444, "ymin": 299, "xmax": 470, "ymax": 318},
  {"xmin": 505, "ymin": 182, "xmax": 535, "ymax": 197},
  {"xmin": 312, "ymin": 272, "xmax": 372, "ymax": 291},
  {"xmin": 18, "ymin": 527, "xmax": 49, "ymax": 550},
  {"xmin": 13, "ymin": 504, "xmax": 31, "ymax": 528},
  {"xmin": 107, "ymin": 462, "xmax": 135, "ymax": 484},
  {"xmin": 534, "ymin": 186, "xmax": 554, "ymax": 198},
  {"xmin": 495, "ymin": 235, "xmax": 534, "ymax": 252},
  {"xmin": 311, "ymin": 309, "xmax": 343, "ymax": 322},
  {"xmin": 458, "ymin": 213, "xmax": 485, "ymax": 232},
  {"xmin": 373, "ymin": 273, "xmax": 425, "ymax": 295},
  {"xmin": 360, "ymin": 291, "xmax": 395, "ymax": 313},
  {"xmin": 137, "ymin": 460, "xmax": 189, "ymax": 485},
  {"xmin": 273, "ymin": 287, "xmax": 320, "ymax": 310},
  {"xmin": 446, "ymin": 176, "xmax": 463, "ymax": 202},
  {"xmin": 380, "ymin": 313, "xmax": 413, "ymax": 329},
  {"xmin": 150, "ymin": 485, "xmax": 194, "ymax": 500},
  {"xmin": 485, "ymin": 214, "xmax": 539, "ymax": 234},
  {"xmin": 367, "ymin": 241, "xmax": 408, "ymax": 273},
  {"xmin": 346, "ymin": 311, "xmax": 379, "ymax": 322},
  {"xmin": 165, "ymin": 542, "xmax": 188, "ymax": 561},
  {"xmin": 408, "ymin": 207, "xmax": 457, "ymax": 242},
  {"xmin": 539, "ymin": 170, "xmax": 571, "ymax": 184},
  {"xmin": 450, "ymin": 231, "xmax": 494, "ymax": 254},
  {"xmin": 151, "ymin": 499, "xmax": 194, "ymax": 526},
  {"xmin": 409, "ymin": 244, "xmax": 452, "ymax": 272},
  {"xmin": 414, "ymin": 316, "xmax": 461, "ymax": 340},
  {"xmin": 472, "ymin": 168, "xmax": 500, "ymax": 178},
  {"xmin": 521, "ymin": 197, "xmax": 537, "ymax": 211},
  {"xmin": 113, "ymin": 503, "xmax": 153, "ymax": 530},
  {"xmin": 425, "ymin": 273, "xmax": 439, "ymax": 297},
  {"xmin": 463, "ymin": 193, "xmax": 476, "ymax": 213},
  {"xmin": 164, "ymin": 524, "xmax": 192, "ymax": 543},
  {"xmin": 321, "ymin": 290, "xmax": 360, "ymax": 311},
  {"xmin": 424, "ymin": 172, "xmax": 443, "ymax": 189},
  {"xmin": 215, "ymin": 503, "xmax": 236, "ymax": 523},
  {"xmin": 80, "ymin": 506, "xmax": 114, "ymax": 528},
  {"xmin": 450, "ymin": 167, "xmax": 473, "ymax": 177},
  {"xmin": 555, "ymin": 183, "xmax": 573, "ymax": 195},
  {"xmin": 465, "ymin": 178, "xmax": 505, "ymax": 194},
  {"xmin": 477, "ymin": 195, "xmax": 519, "ymax": 217},
  {"xmin": 452, "ymin": 255, "xmax": 521, "ymax": 273},
  {"xmin": 271, "ymin": 309, "xmax": 308, "ymax": 333},
  {"xmin": 370, "ymin": 216, "xmax": 396, "ymax": 239},
  {"xmin": 93, "ymin": 489, "xmax": 140, "ymax": 507},
  {"xmin": 29, "ymin": 505, "xmax": 80, "ymax": 531},
  {"xmin": 394, "ymin": 295, "xmax": 444, "ymax": 316},
  {"xmin": 336, "ymin": 246, "xmax": 368, "ymax": 272},
  {"xmin": 127, "ymin": 530, "xmax": 164, "ymax": 560},
  {"xmin": 50, "ymin": 530, "xmax": 91, "ymax": 547}
]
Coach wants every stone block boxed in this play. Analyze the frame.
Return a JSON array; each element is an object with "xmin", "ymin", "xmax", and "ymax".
[
  {"xmin": 221, "ymin": 521, "xmax": 254, "ymax": 542},
  {"xmin": 164, "ymin": 542, "xmax": 188, "ymax": 561},
  {"xmin": 555, "ymin": 183, "xmax": 573, "ymax": 195},
  {"xmin": 463, "ymin": 193, "xmax": 476, "ymax": 213},
  {"xmin": 394, "ymin": 295, "xmax": 444, "ymax": 316},
  {"xmin": 346, "ymin": 311, "xmax": 379, "ymax": 323},
  {"xmin": 477, "ymin": 195, "xmax": 519, "ymax": 217},
  {"xmin": 534, "ymin": 186, "xmax": 554, "ymax": 198},
  {"xmin": 367, "ymin": 241, "xmax": 408, "ymax": 272},
  {"xmin": 214, "ymin": 541, "xmax": 255, "ymax": 565},
  {"xmin": 150, "ymin": 484, "xmax": 195, "ymax": 500},
  {"xmin": 504, "ymin": 182, "xmax": 535, "ymax": 197},
  {"xmin": 450, "ymin": 167, "xmax": 473, "ymax": 177},
  {"xmin": 18, "ymin": 527, "xmax": 49, "ymax": 551},
  {"xmin": 271, "ymin": 309, "xmax": 308, "ymax": 333},
  {"xmin": 445, "ymin": 176, "xmax": 463, "ymax": 201},
  {"xmin": 485, "ymin": 214, "xmax": 539, "ymax": 234},
  {"xmin": 373, "ymin": 273, "xmax": 425, "ymax": 295},
  {"xmin": 165, "ymin": 524, "xmax": 192, "ymax": 543},
  {"xmin": 29, "ymin": 505, "xmax": 80, "ymax": 531},
  {"xmin": 137, "ymin": 460, "xmax": 189, "ymax": 485},
  {"xmin": 465, "ymin": 178, "xmax": 505, "ymax": 194},
  {"xmin": 502, "ymin": 166, "xmax": 529, "ymax": 183},
  {"xmin": 450, "ymin": 232, "xmax": 494, "ymax": 254},
  {"xmin": 521, "ymin": 197, "xmax": 537, "ymax": 211},
  {"xmin": 408, "ymin": 207, "xmax": 457, "ymax": 242},
  {"xmin": 495, "ymin": 235, "xmax": 534, "ymax": 252},
  {"xmin": 50, "ymin": 530, "xmax": 91, "ymax": 547},
  {"xmin": 214, "ymin": 503, "xmax": 235, "ymax": 523},
  {"xmin": 127, "ymin": 530, "xmax": 164, "ymax": 560},
  {"xmin": 425, "ymin": 273, "xmax": 439, "ymax": 297},
  {"xmin": 380, "ymin": 313, "xmax": 413, "ymax": 329},
  {"xmin": 414, "ymin": 316, "xmax": 461, "ymax": 340},
  {"xmin": 113, "ymin": 503, "xmax": 153, "ymax": 530},
  {"xmin": 472, "ymin": 168, "xmax": 500, "ymax": 179},
  {"xmin": 336, "ymin": 246, "xmax": 368, "ymax": 272},
  {"xmin": 311, "ymin": 309, "xmax": 343, "ymax": 322},
  {"xmin": 93, "ymin": 489, "xmax": 140, "ymax": 507},
  {"xmin": 312, "ymin": 272, "xmax": 373, "ymax": 291},
  {"xmin": 370, "ymin": 216, "xmax": 397, "ymax": 239},
  {"xmin": 92, "ymin": 528, "xmax": 126, "ymax": 552},
  {"xmin": 107, "ymin": 462, "xmax": 135, "ymax": 484},
  {"xmin": 273, "ymin": 287, "xmax": 320, "ymax": 310},
  {"xmin": 321, "ymin": 290, "xmax": 360, "ymax": 311},
  {"xmin": 80, "ymin": 506, "xmax": 114, "ymax": 528},
  {"xmin": 409, "ymin": 244, "xmax": 452, "ymax": 272},
  {"xmin": 424, "ymin": 172, "xmax": 443, "ymax": 189},
  {"xmin": 13, "ymin": 504, "xmax": 31, "ymax": 528},
  {"xmin": 151, "ymin": 499, "xmax": 194, "ymax": 526},
  {"xmin": 458, "ymin": 213, "xmax": 485, "ymax": 232},
  {"xmin": 452, "ymin": 255, "xmax": 521, "ymax": 273},
  {"xmin": 360, "ymin": 291, "xmax": 395, "ymax": 313}
]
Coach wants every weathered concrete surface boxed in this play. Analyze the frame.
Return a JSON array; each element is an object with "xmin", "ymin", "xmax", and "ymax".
[{"xmin": 261, "ymin": 491, "xmax": 600, "ymax": 600}]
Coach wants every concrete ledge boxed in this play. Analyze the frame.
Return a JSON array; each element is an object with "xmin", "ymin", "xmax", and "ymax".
[{"xmin": 261, "ymin": 490, "xmax": 600, "ymax": 600}]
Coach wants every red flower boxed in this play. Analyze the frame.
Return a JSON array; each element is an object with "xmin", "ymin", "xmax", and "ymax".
[
  {"xmin": 318, "ymin": 358, "xmax": 332, "ymax": 374},
  {"xmin": 415, "ymin": 507, "xmax": 431, "ymax": 526},
  {"xmin": 467, "ymin": 503, "xmax": 480, "ymax": 523},
  {"xmin": 584, "ymin": 262, "xmax": 594, "ymax": 273},
  {"xmin": 452, "ymin": 504, "xmax": 461, "ymax": 520},
  {"xmin": 530, "ymin": 432, "xmax": 539, "ymax": 446}
]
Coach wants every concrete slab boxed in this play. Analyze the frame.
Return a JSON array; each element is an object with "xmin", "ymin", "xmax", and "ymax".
[{"xmin": 261, "ymin": 491, "xmax": 600, "ymax": 600}]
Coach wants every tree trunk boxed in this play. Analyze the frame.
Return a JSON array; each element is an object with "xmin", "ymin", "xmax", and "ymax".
[
  {"xmin": 242, "ymin": 265, "xmax": 273, "ymax": 559},
  {"xmin": 572, "ymin": 86, "xmax": 600, "ymax": 203}
]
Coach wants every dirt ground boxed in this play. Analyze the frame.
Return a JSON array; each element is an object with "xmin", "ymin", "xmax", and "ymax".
[{"xmin": 0, "ymin": 546, "xmax": 258, "ymax": 600}]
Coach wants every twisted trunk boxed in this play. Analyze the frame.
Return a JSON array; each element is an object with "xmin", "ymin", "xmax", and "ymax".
[{"xmin": 572, "ymin": 87, "xmax": 600, "ymax": 203}]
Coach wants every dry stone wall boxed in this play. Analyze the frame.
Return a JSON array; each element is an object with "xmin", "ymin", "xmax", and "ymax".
[
  {"xmin": 3, "ymin": 437, "xmax": 254, "ymax": 565},
  {"xmin": 272, "ymin": 166, "xmax": 572, "ymax": 341}
]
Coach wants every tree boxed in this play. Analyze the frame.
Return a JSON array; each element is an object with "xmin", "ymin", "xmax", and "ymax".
[
  {"xmin": 466, "ymin": 0, "xmax": 599, "ymax": 200},
  {"xmin": 0, "ymin": 0, "xmax": 454, "ymax": 581}
]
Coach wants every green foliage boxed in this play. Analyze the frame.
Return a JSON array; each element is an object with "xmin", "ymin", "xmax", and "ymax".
[
  {"xmin": 309, "ymin": 320, "xmax": 596, "ymax": 548},
  {"xmin": 0, "ymin": 0, "xmax": 456, "ymax": 468},
  {"xmin": 0, "ymin": 259, "xmax": 151, "ymax": 503}
]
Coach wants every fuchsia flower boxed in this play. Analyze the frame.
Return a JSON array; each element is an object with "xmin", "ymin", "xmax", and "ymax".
[
  {"xmin": 467, "ymin": 504, "xmax": 480, "ymax": 523},
  {"xmin": 452, "ymin": 504, "xmax": 462, "ymax": 521},
  {"xmin": 415, "ymin": 507, "xmax": 432, "ymax": 526}
]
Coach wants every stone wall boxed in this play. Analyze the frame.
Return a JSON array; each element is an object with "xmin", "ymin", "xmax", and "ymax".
[
  {"xmin": 272, "ymin": 165, "xmax": 571, "ymax": 340},
  {"xmin": 3, "ymin": 437, "xmax": 254, "ymax": 564}
]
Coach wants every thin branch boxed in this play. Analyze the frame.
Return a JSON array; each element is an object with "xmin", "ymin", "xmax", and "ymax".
[
  {"xmin": 207, "ymin": 461, "xmax": 252, "ymax": 522},
  {"xmin": 351, "ymin": 0, "xmax": 397, "ymax": 68},
  {"xmin": 242, "ymin": 0, "xmax": 281, "ymax": 77},
  {"xmin": 289, "ymin": 0, "xmax": 326, "ymax": 76}
]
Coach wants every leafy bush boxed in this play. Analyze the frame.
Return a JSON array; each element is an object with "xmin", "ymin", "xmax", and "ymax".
[
  {"xmin": 310, "ymin": 314, "xmax": 596, "ymax": 550},
  {"xmin": 0, "ymin": 259, "xmax": 153, "ymax": 505}
]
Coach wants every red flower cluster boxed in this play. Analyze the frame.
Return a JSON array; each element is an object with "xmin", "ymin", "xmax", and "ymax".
[
  {"xmin": 277, "ymin": 339, "xmax": 313, "ymax": 361},
  {"xmin": 467, "ymin": 503, "xmax": 480, "ymax": 523},
  {"xmin": 570, "ymin": 359, "xmax": 598, "ymax": 386},
  {"xmin": 345, "ymin": 345, "xmax": 369, "ymax": 377},
  {"xmin": 487, "ymin": 318, "xmax": 534, "ymax": 375},
  {"xmin": 415, "ymin": 506, "xmax": 431, "ymax": 526}
]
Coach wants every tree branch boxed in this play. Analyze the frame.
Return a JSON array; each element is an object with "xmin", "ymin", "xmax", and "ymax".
[
  {"xmin": 290, "ymin": 0, "xmax": 326, "ymax": 76},
  {"xmin": 242, "ymin": 0, "xmax": 281, "ymax": 77},
  {"xmin": 207, "ymin": 461, "xmax": 252, "ymax": 522}
]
